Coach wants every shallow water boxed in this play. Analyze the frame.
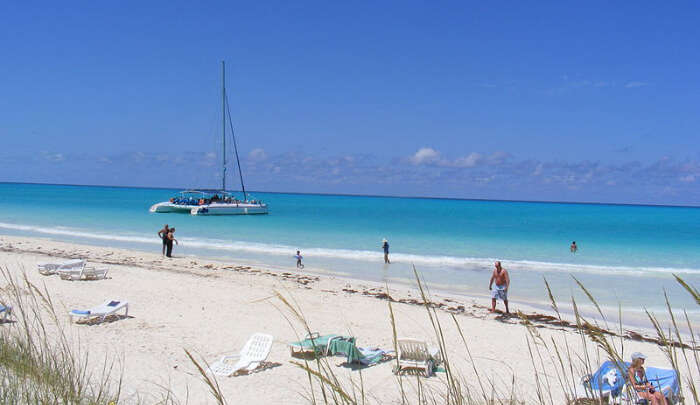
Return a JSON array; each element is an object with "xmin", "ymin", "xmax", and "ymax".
[{"xmin": 0, "ymin": 182, "xmax": 698, "ymax": 322}]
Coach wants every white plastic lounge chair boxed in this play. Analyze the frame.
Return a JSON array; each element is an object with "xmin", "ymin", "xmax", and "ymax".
[
  {"xmin": 38, "ymin": 259, "xmax": 85, "ymax": 275},
  {"xmin": 59, "ymin": 266, "xmax": 108, "ymax": 281},
  {"xmin": 394, "ymin": 338, "xmax": 441, "ymax": 376},
  {"xmin": 0, "ymin": 305, "xmax": 12, "ymax": 322},
  {"xmin": 209, "ymin": 333, "xmax": 274, "ymax": 377},
  {"xmin": 69, "ymin": 300, "xmax": 128, "ymax": 323}
]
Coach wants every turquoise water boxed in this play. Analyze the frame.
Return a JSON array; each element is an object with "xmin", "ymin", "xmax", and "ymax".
[{"xmin": 0, "ymin": 183, "xmax": 698, "ymax": 320}]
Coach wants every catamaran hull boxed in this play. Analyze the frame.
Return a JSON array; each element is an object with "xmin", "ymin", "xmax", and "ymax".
[
  {"xmin": 150, "ymin": 202, "xmax": 268, "ymax": 215},
  {"xmin": 190, "ymin": 204, "xmax": 268, "ymax": 215},
  {"xmin": 149, "ymin": 202, "xmax": 199, "ymax": 213}
]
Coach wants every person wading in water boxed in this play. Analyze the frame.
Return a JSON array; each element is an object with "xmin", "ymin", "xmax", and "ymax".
[{"xmin": 382, "ymin": 238, "xmax": 390, "ymax": 264}]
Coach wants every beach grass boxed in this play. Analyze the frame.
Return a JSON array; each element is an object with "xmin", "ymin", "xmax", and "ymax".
[
  {"xmin": 274, "ymin": 266, "xmax": 698, "ymax": 404},
  {"xmin": 0, "ymin": 261, "xmax": 696, "ymax": 404},
  {"xmin": 0, "ymin": 266, "xmax": 122, "ymax": 404}
]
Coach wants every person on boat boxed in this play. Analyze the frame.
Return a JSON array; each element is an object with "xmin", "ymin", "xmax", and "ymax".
[
  {"xmin": 382, "ymin": 238, "xmax": 390, "ymax": 264},
  {"xmin": 157, "ymin": 224, "xmax": 170, "ymax": 256},
  {"xmin": 166, "ymin": 227, "xmax": 179, "ymax": 258},
  {"xmin": 295, "ymin": 250, "xmax": 304, "ymax": 269},
  {"xmin": 488, "ymin": 261, "xmax": 510, "ymax": 313},
  {"xmin": 628, "ymin": 352, "xmax": 668, "ymax": 404},
  {"xmin": 570, "ymin": 241, "xmax": 578, "ymax": 253}
]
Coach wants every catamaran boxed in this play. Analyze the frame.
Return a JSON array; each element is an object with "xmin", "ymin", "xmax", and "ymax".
[{"xmin": 150, "ymin": 62, "xmax": 269, "ymax": 216}]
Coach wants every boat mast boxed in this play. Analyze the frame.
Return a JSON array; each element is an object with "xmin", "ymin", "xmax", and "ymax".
[
  {"xmin": 223, "ymin": 66, "xmax": 248, "ymax": 202},
  {"xmin": 222, "ymin": 61, "xmax": 227, "ymax": 192}
]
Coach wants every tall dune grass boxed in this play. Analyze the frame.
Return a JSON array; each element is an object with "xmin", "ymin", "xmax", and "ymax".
[
  {"xmin": 0, "ymin": 262, "xmax": 696, "ymax": 404},
  {"xmin": 0, "ymin": 266, "xmax": 122, "ymax": 404},
  {"xmin": 275, "ymin": 266, "xmax": 698, "ymax": 404}
]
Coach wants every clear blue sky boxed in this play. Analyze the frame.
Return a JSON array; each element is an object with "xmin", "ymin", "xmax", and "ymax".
[{"xmin": 1, "ymin": 1, "xmax": 699, "ymax": 205}]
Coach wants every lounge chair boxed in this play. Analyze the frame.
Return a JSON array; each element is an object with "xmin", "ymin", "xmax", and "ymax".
[
  {"xmin": 69, "ymin": 300, "xmax": 129, "ymax": 323},
  {"xmin": 0, "ymin": 304, "xmax": 12, "ymax": 322},
  {"xmin": 394, "ymin": 338, "xmax": 441, "ymax": 376},
  {"xmin": 208, "ymin": 333, "xmax": 274, "ymax": 377},
  {"xmin": 327, "ymin": 336, "xmax": 391, "ymax": 367},
  {"xmin": 288, "ymin": 332, "xmax": 339, "ymax": 356},
  {"xmin": 581, "ymin": 361, "xmax": 679, "ymax": 404},
  {"xmin": 38, "ymin": 259, "xmax": 85, "ymax": 275},
  {"xmin": 59, "ymin": 265, "xmax": 108, "ymax": 281}
]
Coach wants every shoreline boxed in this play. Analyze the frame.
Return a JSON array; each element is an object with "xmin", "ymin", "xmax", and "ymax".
[
  {"xmin": 0, "ymin": 234, "xmax": 692, "ymax": 347},
  {"xmin": 0, "ymin": 234, "xmax": 697, "ymax": 403}
]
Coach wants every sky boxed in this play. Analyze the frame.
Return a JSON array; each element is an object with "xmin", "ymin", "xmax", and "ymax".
[{"xmin": 1, "ymin": 1, "xmax": 699, "ymax": 205}]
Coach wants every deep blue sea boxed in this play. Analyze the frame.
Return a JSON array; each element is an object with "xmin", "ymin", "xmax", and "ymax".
[{"xmin": 0, "ymin": 183, "xmax": 698, "ymax": 322}]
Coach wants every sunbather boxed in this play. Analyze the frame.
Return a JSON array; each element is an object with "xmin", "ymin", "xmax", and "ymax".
[{"xmin": 628, "ymin": 352, "xmax": 668, "ymax": 405}]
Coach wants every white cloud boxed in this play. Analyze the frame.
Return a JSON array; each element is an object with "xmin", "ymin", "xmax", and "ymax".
[
  {"xmin": 625, "ymin": 81, "xmax": 648, "ymax": 88},
  {"xmin": 41, "ymin": 152, "xmax": 65, "ymax": 162},
  {"xmin": 248, "ymin": 148, "xmax": 267, "ymax": 162},
  {"xmin": 680, "ymin": 174, "xmax": 695, "ymax": 183},
  {"xmin": 454, "ymin": 152, "xmax": 481, "ymax": 168},
  {"xmin": 533, "ymin": 163, "xmax": 543, "ymax": 176},
  {"xmin": 409, "ymin": 147, "xmax": 440, "ymax": 165}
]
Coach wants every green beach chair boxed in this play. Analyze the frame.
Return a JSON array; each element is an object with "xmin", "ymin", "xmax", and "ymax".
[{"xmin": 288, "ymin": 332, "xmax": 339, "ymax": 356}]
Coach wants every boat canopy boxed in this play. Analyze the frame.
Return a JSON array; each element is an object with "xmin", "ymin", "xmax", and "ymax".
[{"xmin": 178, "ymin": 190, "xmax": 233, "ymax": 197}]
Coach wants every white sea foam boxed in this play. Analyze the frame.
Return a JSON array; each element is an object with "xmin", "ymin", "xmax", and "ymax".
[{"xmin": 2, "ymin": 221, "xmax": 699, "ymax": 277}]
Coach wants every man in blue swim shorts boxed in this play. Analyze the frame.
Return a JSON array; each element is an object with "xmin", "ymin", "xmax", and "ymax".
[{"xmin": 489, "ymin": 261, "xmax": 510, "ymax": 313}]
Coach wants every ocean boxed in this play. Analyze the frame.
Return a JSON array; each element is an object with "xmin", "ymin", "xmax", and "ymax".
[{"xmin": 0, "ymin": 182, "xmax": 698, "ymax": 324}]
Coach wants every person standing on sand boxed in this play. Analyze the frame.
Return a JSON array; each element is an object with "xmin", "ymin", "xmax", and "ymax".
[
  {"xmin": 382, "ymin": 238, "xmax": 390, "ymax": 264},
  {"xmin": 157, "ymin": 224, "xmax": 170, "ymax": 256},
  {"xmin": 488, "ymin": 261, "xmax": 510, "ymax": 313},
  {"xmin": 166, "ymin": 227, "xmax": 178, "ymax": 258},
  {"xmin": 295, "ymin": 250, "xmax": 304, "ymax": 269},
  {"xmin": 570, "ymin": 241, "xmax": 578, "ymax": 253}
]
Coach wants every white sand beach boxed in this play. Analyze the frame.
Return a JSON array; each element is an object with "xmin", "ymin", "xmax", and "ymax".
[{"xmin": 0, "ymin": 235, "xmax": 697, "ymax": 404}]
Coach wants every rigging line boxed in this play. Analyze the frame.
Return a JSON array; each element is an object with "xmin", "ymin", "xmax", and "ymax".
[{"xmin": 224, "ymin": 92, "xmax": 247, "ymax": 201}]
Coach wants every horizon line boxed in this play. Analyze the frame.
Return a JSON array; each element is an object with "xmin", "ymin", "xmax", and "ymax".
[{"xmin": 1, "ymin": 180, "xmax": 698, "ymax": 209}]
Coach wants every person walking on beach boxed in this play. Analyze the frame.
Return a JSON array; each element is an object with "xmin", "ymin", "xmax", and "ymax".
[
  {"xmin": 382, "ymin": 238, "xmax": 390, "ymax": 264},
  {"xmin": 166, "ymin": 227, "xmax": 178, "ymax": 258},
  {"xmin": 570, "ymin": 241, "xmax": 578, "ymax": 253},
  {"xmin": 488, "ymin": 261, "xmax": 510, "ymax": 313},
  {"xmin": 158, "ymin": 224, "xmax": 170, "ymax": 256},
  {"xmin": 295, "ymin": 250, "xmax": 304, "ymax": 269}
]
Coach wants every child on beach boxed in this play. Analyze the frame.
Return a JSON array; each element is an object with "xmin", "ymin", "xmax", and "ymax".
[{"xmin": 294, "ymin": 250, "xmax": 304, "ymax": 269}]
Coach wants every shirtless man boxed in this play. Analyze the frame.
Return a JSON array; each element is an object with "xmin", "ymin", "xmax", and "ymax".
[
  {"xmin": 488, "ymin": 261, "xmax": 510, "ymax": 313},
  {"xmin": 166, "ymin": 227, "xmax": 178, "ymax": 258},
  {"xmin": 157, "ymin": 224, "xmax": 169, "ymax": 256}
]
